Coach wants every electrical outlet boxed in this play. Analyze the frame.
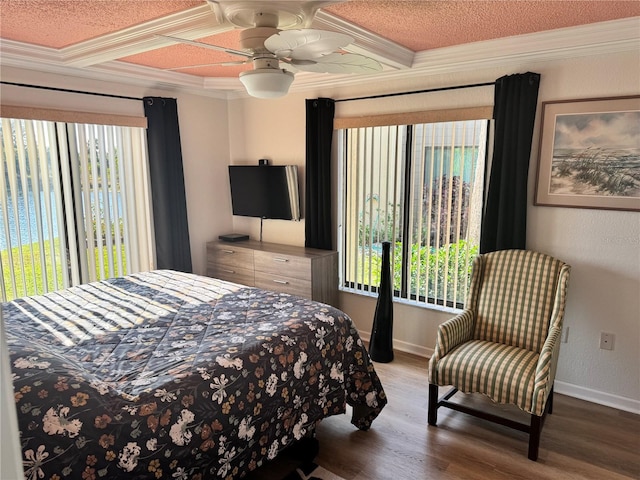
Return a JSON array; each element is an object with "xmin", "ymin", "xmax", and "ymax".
[
  {"xmin": 562, "ymin": 326, "xmax": 569, "ymax": 343},
  {"xmin": 599, "ymin": 332, "xmax": 614, "ymax": 351}
]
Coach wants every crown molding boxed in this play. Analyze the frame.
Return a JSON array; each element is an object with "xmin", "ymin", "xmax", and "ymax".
[
  {"xmin": 1, "ymin": 17, "xmax": 638, "ymax": 100},
  {"xmin": 85, "ymin": 61, "xmax": 234, "ymax": 100},
  {"xmin": 0, "ymin": 50, "xmax": 232, "ymax": 100},
  {"xmin": 0, "ymin": 40, "xmax": 64, "ymax": 66},
  {"xmin": 412, "ymin": 16, "xmax": 640, "ymax": 73}
]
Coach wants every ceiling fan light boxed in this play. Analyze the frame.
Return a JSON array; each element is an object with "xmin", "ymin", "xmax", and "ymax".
[{"xmin": 239, "ymin": 69, "xmax": 294, "ymax": 98}]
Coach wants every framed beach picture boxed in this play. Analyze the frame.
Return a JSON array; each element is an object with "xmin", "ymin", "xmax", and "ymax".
[{"xmin": 535, "ymin": 95, "xmax": 640, "ymax": 211}]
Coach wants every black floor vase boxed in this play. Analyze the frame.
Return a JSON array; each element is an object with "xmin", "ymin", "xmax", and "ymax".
[{"xmin": 369, "ymin": 241, "xmax": 394, "ymax": 363}]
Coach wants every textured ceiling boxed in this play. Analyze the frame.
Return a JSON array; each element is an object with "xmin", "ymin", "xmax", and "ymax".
[
  {"xmin": 0, "ymin": 1, "xmax": 204, "ymax": 48},
  {"xmin": 324, "ymin": 0, "xmax": 640, "ymax": 51},
  {"xmin": 121, "ymin": 29, "xmax": 247, "ymax": 78},
  {"xmin": 0, "ymin": 1, "xmax": 639, "ymax": 93}
]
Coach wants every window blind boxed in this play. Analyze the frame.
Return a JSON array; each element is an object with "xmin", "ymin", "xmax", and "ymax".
[{"xmin": 0, "ymin": 117, "xmax": 154, "ymax": 301}]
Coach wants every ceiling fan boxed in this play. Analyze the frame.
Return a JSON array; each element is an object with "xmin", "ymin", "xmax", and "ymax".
[{"xmin": 161, "ymin": 0, "xmax": 382, "ymax": 98}]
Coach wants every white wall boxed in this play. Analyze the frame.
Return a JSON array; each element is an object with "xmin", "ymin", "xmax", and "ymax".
[
  {"xmin": 528, "ymin": 53, "xmax": 640, "ymax": 411},
  {"xmin": 226, "ymin": 50, "xmax": 640, "ymax": 412},
  {"xmin": 227, "ymin": 95, "xmax": 307, "ymax": 245},
  {"xmin": 176, "ymin": 92, "xmax": 233, "ymax": 275},
  {"xmin": 0, "ymin": 66, "xmax": 234, "ymax": 276}
]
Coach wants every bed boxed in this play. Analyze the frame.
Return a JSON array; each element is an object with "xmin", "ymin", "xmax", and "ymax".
[{"xmin": 4, "ymin": 270, "xmax": 386, "ymax": 480}]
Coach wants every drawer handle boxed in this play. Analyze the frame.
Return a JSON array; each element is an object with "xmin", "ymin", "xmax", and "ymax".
[
  {"xmin": 221, "ymin": 249, "xmax": 235, "ymax": 254},
  {"xmin": 273, "ymin": 257, "xmax": 289, "ymax": 263},
  {"xmin": 221, "ymin": 268, "xmax": 235, "ymax": 274},
  {"xmin": 273, "ymin": 279, "xmax": 289, "ymax": 285}
]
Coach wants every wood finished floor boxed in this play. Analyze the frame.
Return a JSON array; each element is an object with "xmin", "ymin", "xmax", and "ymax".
[{"xmin": 245, "ymin": 351, "xmax": 640, "ymax": 480}]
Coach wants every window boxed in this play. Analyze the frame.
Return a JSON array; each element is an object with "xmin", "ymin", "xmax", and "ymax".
[
  {"xmin": 0, "ymin": 117, "xmax": 154, "ymax": 302},
  {"xmin": 339, "ymin": 117, "xmax": 489, "ymax": 309}
]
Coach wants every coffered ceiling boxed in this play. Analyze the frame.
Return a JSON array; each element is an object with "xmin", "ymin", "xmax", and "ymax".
[{"xmin": 1, "ymin": 1, "xmax": 639, "ymax": 98}]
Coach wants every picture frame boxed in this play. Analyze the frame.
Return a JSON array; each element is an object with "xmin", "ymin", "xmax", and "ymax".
[{"xmin": 534, "ymin": 95, "xmax": 640, "ymax": 211}]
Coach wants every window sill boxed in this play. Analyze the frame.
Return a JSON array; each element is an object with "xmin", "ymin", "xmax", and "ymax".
[{"xmin": 339, "ymin": 285, "xmax": 462, "ymax": 315}]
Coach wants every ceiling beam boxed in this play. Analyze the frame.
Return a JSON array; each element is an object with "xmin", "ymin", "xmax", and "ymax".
[
  {"xmin": 312, "ymin": 10, "xmax": 414, "ymax": 70},
  {"xmin": 62, "ymin": 4, "xmax": 231, "ymax": 68}
]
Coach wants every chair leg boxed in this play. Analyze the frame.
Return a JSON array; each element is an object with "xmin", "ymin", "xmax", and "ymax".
[
  {"xmin": 528, "ymin": 414, "xmax": 542, "ymax": 461},
  {"xmin": 428, "ymin": 384, "xmax": 438, "ymax": 426},
  {"xmin": 548, "ymin": 386, "xmax": 554, "ymax": 415}
]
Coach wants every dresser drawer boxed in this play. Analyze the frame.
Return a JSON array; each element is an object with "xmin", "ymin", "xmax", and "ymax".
[
  {"xmin": 253, "ymin": 250, "xmax": 311, "ymax": 281},
  {"xmin": 207, "ymin": 264, "xmax": 255, "ymax": 287},
  {"xmin": 207, "ymin": 244, "xmax": 254, "ymax": 268},
  {"xmin": 254, "ymin": 271, "xmax": 311, "ymax": 298}
]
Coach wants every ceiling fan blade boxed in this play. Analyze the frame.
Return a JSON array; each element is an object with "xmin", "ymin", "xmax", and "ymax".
[
  {"xmin": 292, "ymin": 53, "xmax": 382, "ymax": 74},
  {"xmin": 264, "ymin": 29, "xmax": 354, "ymax": 60},
  {"xmin": 167, "ymin": 60, "xmax": 249, "ymax": 71},
  {"xmin": 158, "ymin": 35, "xmax": 252, "ymax": 58}
]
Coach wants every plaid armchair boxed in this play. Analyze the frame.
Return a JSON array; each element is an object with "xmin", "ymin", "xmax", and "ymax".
[{"xmin": 427, "ymin": 249, "xmax": 570, "ymax": 461}]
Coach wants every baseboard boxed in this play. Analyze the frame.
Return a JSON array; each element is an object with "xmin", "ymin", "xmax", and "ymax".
[
  {"xmin": 357, "ymin": 330, "xmax": 434, "ymax": 359},
  {"xmin": 358, "ymin": 329, "xmax": 639, "ymax": 415},
  {"xmin": 554, "ymin": 380, "xmax": 640, "ymax": 415}
]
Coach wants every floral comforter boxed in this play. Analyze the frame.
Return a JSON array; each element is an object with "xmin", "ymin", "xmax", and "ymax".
[{"xmin": 4, "ymin": 270, "xmax": 386, "ymax": 480}]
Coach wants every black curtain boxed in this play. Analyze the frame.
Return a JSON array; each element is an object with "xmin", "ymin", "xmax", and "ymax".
[
  {"xmin": 143, "ymin": 97, "xmax": 192, "ymax": 272},
  {"xmin": 305, "ymin": 98, "xmax": 335, "ymax": 250},
  {"xmin": 480, "ymin": 72, "xmax": 540, "ymax": 253}
]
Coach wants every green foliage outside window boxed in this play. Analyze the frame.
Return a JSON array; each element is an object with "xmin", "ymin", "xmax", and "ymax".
[
  {"xmin": 360, "ymin": 239, "xmax": 477, "ymax": 306},
  {"xmin": 356, "ymin": 173, "xmax": 478, "ymax": 306}
]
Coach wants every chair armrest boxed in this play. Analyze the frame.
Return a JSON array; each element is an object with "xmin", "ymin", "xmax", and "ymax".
[
  {"xmin": 428, "ymin": 309, "xmax": 475, "ymax": 383},
  {"xmin": 435, "ymin": 309, "xmax": 476, "ymax": 356},
  {"xmin": 531, "ymin": 325, "xmax": 562, "ymax": 416}
]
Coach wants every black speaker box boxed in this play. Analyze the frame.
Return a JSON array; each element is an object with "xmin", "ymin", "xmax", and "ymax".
[{"xmin": 218, "ymin": 233, "xmax": 249, "ymax": 242}]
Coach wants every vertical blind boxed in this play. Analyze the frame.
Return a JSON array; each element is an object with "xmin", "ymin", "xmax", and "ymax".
[
  {"xmin": 342, "ymin": 125, "xmax": 405, "ymax": 293},
  {"xmin": 339, "ymin": 118, "xmax": 489, "ymax": 309},
  {"xmin": 0, "ymin": 117, "xmax": 154, "ymax": 301}
]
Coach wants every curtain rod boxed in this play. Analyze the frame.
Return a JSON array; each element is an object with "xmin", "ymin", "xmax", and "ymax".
[
  {"xmin": 2, "ymin": 79, "xmax": 494, "ymax": 103},
  {"xmin": 0, "ymin": 81, "xmax": 143, "ymax": 101},
  {"xmin": 335, "ymin": 81, "xmax": 495, "ymax": 102}
]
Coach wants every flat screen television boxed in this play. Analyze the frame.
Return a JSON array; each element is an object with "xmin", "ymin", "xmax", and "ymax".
[{"xmin": 228, "ymin": 165, "xmax": 301, "ymax": 221}]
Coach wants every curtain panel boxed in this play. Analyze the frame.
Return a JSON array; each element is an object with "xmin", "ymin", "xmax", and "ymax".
[
  {"xmin": 480, "ymin": 72, "xmax": 541, "ymax": 253},
  {"xmin": 143, "ymin": 97, "xmax": 192, "ymax": 273},
  {"xmin": 305, "ymin": 98, "xmax": 335, "ymax": 250}
]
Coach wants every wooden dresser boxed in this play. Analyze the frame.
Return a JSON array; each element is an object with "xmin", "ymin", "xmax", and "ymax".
[{"xmin": 206, "ymin": 240, "xmax": 338, "ymax": 306}]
